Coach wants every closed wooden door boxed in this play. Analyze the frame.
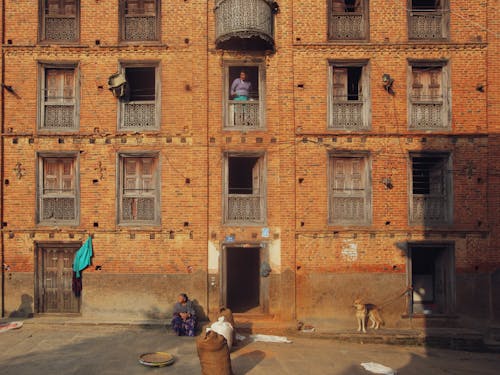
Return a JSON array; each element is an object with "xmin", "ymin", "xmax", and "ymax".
[{"xmin": 39, "ymin": 246, "xmax": 80, "ymax": 313}]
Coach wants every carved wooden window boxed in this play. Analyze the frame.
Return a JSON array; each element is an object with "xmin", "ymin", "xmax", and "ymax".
[
  {"xmin": 40, "ymin": 0, "xmax": 79, "ymax": 42},
  {"xmin": 224, "ymin": 63, "xmax": 265, "ymax": 130},
  {"xmin": 38, "ymin": 155, "xmax": 79, "ymax": 225},
  {"xmin": 329, "ymin": 0, "xmax": 368, "ymax": 40},
  {"xmin": 120, "ymin": 0, "xmax": 160, "ymax": 42},
  {"xmin": 329, "ymin": 61, "xmax": 370, "ymax": 130},
  {"xmin": 40, "ymin": 65, "xmax": 79, "ymax": 131},
  {"xmin": 118, "ymin": 155, "xmax": 160, "ymax": 225},
  {"xmin": 329, "ymin": 155, "xmax": 371, "ymax": 225},
  {"xmin": 409, "ymin": 153, "xmax": 451, "ymax": 225},
  {"xmin": 119, "ymin": 64, "xmax": 160, "ymax": 131},
  {"xmin": 409, "ymin": 61, "xmax": 449, "ymax": 130},
  {"xmin": 408, "ymin": 0, "xmax": 449, "ymax": 40},
  {"xmin": 224, "ymin": 154, "xmax": 266, "ymax": 224}
]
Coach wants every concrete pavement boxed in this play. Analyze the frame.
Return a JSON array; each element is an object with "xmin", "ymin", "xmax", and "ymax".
[{"xmin": 1, "ymin": 323, "xmax": 499, "ymax": 374}]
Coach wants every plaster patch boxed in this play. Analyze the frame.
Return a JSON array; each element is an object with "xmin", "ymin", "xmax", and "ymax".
[
  {"xmin": 341, "ymin": 240, "xmax": 358, "ymax": 262},
  {"xmin": 269, "ymin": 234, "xmax": 281, "ymax": 272},
  {"xmin": 208, "ymin": 241, "xmax": 219, "ymax": 273}
]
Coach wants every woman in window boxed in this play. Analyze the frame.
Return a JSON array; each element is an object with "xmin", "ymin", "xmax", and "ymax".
[
  {"xmin": 230, "ymin": 71, "xmax": 252, "ymax": 101},
  {"xmin": 171, "ymin": 293, "xmax": 197, "ymax": 336}
]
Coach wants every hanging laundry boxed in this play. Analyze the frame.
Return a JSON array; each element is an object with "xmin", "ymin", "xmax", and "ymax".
[{"xmin": 73, "ymin": 236, "xmax": 93, "ymax": 278}]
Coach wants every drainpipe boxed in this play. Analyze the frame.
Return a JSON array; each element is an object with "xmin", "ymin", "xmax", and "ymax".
[{"xmin": 1, "ymin": 0, "xmax": 6, "ymax": 318}]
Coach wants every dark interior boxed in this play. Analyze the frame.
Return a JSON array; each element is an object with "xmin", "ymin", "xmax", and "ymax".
[
  {"xmin": 226, "ymin": 247, "xmax": 260, "ymax": 313},
  {"xmin": 228, "ymin": 66, "xmax": 259, "ymax": 99},
  {"xmin": 228, "ymin": 157, "xmax": 258, "ymax": 194},
  {"xmin": 125, "ymin": 67, "xmax": 155, "ymax": 101}
]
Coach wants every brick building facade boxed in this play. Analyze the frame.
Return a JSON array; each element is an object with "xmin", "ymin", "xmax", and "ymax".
[{"xmin": 0, "ymin": 1, "xmax": 498, "ymax": 331}]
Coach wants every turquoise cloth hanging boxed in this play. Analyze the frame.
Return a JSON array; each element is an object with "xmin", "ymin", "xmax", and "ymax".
[{"xmin": 73, "ymin": 236, "xmax": 93, "ymax": 278}]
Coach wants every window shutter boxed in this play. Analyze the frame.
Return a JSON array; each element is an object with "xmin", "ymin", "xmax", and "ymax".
[
  {"xmin": 412, "ymin": 68, "xmax": 442, "ymax": 101},
  {"xmin": 331, "ymin": 157, "xmax": 367, "ymax": 223},
  {"xmin": 332, "ymin": 68, "xmax": 348, "ymax": 100},
  {"xmin": 44, "ymin": 159, "xmax": 59, "ymax": 191},
  {"xmin": 124, "ymin": 159, "xmax": 139, "ymax": 194},
  {"xmin": 63, "ymin": 71, "xmax": 74, "ymax": 104},
  {"xmin": 252, "ymin": 159, "xmax": 261, "ymax": 196}
]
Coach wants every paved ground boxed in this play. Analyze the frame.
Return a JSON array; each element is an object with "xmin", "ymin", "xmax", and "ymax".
[{"xmin": 0, "ymin": 324, "xmax": 499, "ymax": 374}]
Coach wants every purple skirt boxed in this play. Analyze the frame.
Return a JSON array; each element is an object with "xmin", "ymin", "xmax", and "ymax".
[{"xmin": 171, "ymin": 315, "xmax": 196, "ymax": 336}]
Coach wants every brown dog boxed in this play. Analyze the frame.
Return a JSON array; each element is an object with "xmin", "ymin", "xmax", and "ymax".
[{"xmin": 353, "ymin": 299, "xmax": 384, "ymax": 333}]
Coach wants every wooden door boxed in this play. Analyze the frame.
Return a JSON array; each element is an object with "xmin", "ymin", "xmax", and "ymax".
[{"xmin": 38, "ymin": 245, "xmax": 80, "ymax": 313}]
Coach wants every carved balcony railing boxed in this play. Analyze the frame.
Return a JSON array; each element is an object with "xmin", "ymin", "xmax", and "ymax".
[
  {"xmin": 410, "ymin": 195, "xmax": 448, "ymax": 225},
  {"xmin": 41, "ymin": 197, "xmax": 76, "ymax": 221},
  {"xmin": 409, "ymin": 10, "xmax": 447, "ymax": 39},
  {"xmin": 410, "ymin": 101, "xmax": 446, "ymax": 130},
  {"xmin": 44, "ymin": 105, "xmax": 76, "ymax": 130},
  {"xmin": 329, "ymin": 13, "xmax": 365, "ymax": 40},
  {"xmin": 45, "ymin": 16, "xmax": 77, "ymax": 41},
  {"xmin": 331, "ymin": 197, "xmax": 366, "ymax": 222},
  {"xmin": 227, "ymin": 101, "xmax": 260, "ymax": 128},
  {"xmin": 215, "ymin": 0, "xmax": 275, "ymax": 50},
  {"xmin": 122, "ymin": 102, "xmax": 157, "ymax": 130},
  {"xmin": 124, "ymin": 14, "xmax": 157, "ymax": 41},
  {"xmin": 330, "ymin": 100, "xmax": 366, "ymax": 130},
  {"xmin": 227, "ymin": 195, "xmax": 263, "ymax": 222}
]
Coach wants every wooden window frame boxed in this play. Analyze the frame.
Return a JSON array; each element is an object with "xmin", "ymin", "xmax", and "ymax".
[
  {"xmin": 36, "ymin": 152, "xmax": 80, "ymax": 226},
  {"xmin": 223, "ymin": 152, "xmax": 267, "ymax": 225},
  {"xmin": 407, "ymin": 59, "xmax": 451, "ymax": 131},
  {"xmin": 39, "ymin": 0, "xmax": 80, "ymax": 43},
  {"xmin": 328, "ymin": 60, "xmax": 371, "ymax": 131},
  {"xmin": 407, "ymin": 0, "xmax": 449, "ymax": 41},
  {"xmin": 119, "ymin": 0, "xmax": 161, "ymax": 43},
  {"xmin": 328, "ymin": 0, "xmax": 369, "ymax": 41},
  {"xmin": 408, "ymin": 152, "xmax": 453, "ymax": 226},
  {"xmin": 328, "ymin": 151, "xmax": 372, "ymax": 226},
  {"xmin": 223, "ymin": 61, "xmax": 266, "ymax": 131},
  {"xmin": 117, "ymin": 61, "xmax": 161, "ymax": 131},
  {"xmin": 38, "ymin": 62, "xmax": 80, "ymax": 132},
  {"xmin": 117, "ymin": 152, "xmax": 161, "ymax": 226}
]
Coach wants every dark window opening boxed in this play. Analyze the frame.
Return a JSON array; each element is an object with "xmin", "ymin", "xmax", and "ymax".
[
  {"xmin": 332, "ymin": 0, "xmax": 363, "ymax": 13},
  {"xmin": 332, "ymin": 66, "xmax": 362, "ymax": 101},
  {"xmin": 226, "ymin": 247, "xmax": 260, "ymax": 313},
  {"xmin": 228, "ymin": 157, "xmax": 259, "ymax": 195},
  {"xmin": 412, "ymin": 156, "xmax": 446, "ymax": 195},
  {"xmin": 412, "ymin": 0, "xmax": 441, "ymax": 10},
  {"xmin": 125, "ymin": 67, "xmax": 155, "ymax": 101}
]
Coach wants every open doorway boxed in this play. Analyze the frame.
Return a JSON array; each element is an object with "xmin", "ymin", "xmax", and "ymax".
[
  {"xmin": 408, "ymin": 244, "xmax": 455, "ymax": 315},
  {"xmin": 225, "ymin": 246, "xmax": 261, "ymax": 313}
]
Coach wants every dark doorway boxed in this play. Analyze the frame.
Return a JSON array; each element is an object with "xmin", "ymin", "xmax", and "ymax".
[
  {"xmin": 36, "ymin": 243, "xmax": 81, "ymax": 313},
  {"xmin": 226, "ymin": 247, "xmax": 260, "ymax": 313},
  {"xmin": 410, "ymin": 245, "xmax": 454, "ymax": 315}
]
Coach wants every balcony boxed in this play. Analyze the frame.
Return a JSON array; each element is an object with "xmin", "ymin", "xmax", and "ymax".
[
  {"xmin": 410, "ymin": 101, "xmax": 445, "ymax": 130},
  {"xmin": 227, "ymin": 100, "xmax": 260, "ymax": 128},
  {"xmin": 227, "ymin": 195, "xmax": 263, "ymax": 222},
  {"xmin": 330, "ymin": 100, "xmax": 366, "ymax": 130},
  {"xmin": 214, "ymin": 0, "xmax": 276, "ymax": 51},
  {"xmin": 411, "ymin": 195, "xmax": 448, "ymax": 225},
  {"xmin": 409, "ymin": 10, "xmax": 447, "ymax": 39}
]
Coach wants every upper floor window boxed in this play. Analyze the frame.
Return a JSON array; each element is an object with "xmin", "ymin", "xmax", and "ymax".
[
  {"xmin": 120, "ymin": 0, "xmax": 160, "ymax": 42},
  {"xmin": 224, "ymin": 153, "xmax": 266, "ymax": 224},
  {"xmin": 408, "ymin": 0, "xmax": 449, "ymax": 40},
  {"xmin": 329, "ymin": 0, "xmax": 368, "ymax": 40},
  {"xmin": 329, "ymin": 61, "xmax": 370, "ymax": 130},
  {"xmin": 408, "ymin": 61, "xmax": 450, "ymax": 130},
  {"xmin": 37, "ymin": 154, "xmax": 79, "ymax": 225},
  {"xmin": 224, "ymin": 64, "xmax": 265, "ymax": 130},
  {"xmin": 409, "ymin": 153, "xmax": 452, "ymax": 225},
  {"xmin": 40, "ymin": 0, "xmax": 79, "ymax": 42},
  {"xmin": 118, "ymin": 63, "xmax": 160, "ymax": 131},
  {"xmin": 329, "ymin": 154, "xmax": 371, "ymax": 225},
  {"xmin": 118, "ymin": 154, "xmax": 160, "ymax": 225},
  {"xmin": 39, "ymin": 64, "xmax": 79, "ymax": 131}
]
